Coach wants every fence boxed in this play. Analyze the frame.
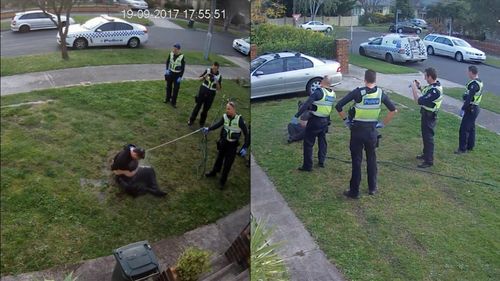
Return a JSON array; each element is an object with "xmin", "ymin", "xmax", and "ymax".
[{"xmin": 267, "ymin": 16, "xmax": 359, "ymax": 27}]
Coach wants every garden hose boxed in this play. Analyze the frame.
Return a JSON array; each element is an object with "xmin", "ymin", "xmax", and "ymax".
[{"xmin": 325, "ymin": 155, "xmax": 498, "ymax": 188}]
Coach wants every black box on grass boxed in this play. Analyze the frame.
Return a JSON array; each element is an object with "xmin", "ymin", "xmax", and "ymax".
[{"xmin": 112, "ymin": 240, "xmax": 160, "ymax": 281}]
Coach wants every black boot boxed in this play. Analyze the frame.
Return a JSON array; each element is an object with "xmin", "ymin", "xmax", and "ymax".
[{"xmin": 205, "ymin": 171, "xmax": 217, "ymax": 177}]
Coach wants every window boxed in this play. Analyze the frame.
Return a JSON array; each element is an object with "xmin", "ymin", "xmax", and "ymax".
[
  {"xmin": 115, "ymin": 23, "xmax": 133, "ymax": 30},
  {"xmin": 97, "ymin": 22, "xmax": 115, "ymax": 32},
  {"xmin": 20, "ymin": 13, "xmax": 37, "ymax": 20},
  {"xmin": 370, "ymin": 38, "xmax": 382, "ymax": 45},
  {"xmin": 257, "ymin": 59, "xmax": 284, "ymax": 75},
  {"xmin": 285, "ymin": 57, "xmax": 313, "ymax": 72},
  {"xmin": 434, "ymin": 37, "xmax": 446, "ymax": 44},
  {"xmin": 424, "ymin": 35, "xmax": 437, "ymax": 42},
  {"xmin": 442, "ymin": 38, "xmax": 453, "ymax": 46}
]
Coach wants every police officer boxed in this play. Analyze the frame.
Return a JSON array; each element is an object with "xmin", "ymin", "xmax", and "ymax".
[
  {"xmin": 456, "ymin": 65, "xmax": 483, "ymax": 154},
  {"xmin": 111, "ymin": 144, "xmax": 167, "ymax": 197},
  {"xmin": 411, "ymin": 67, "xmax": 443, "ymax": 168},
  {"xmin": 188, "ymin": 62, "xmax": 222, "ymax": 127},
  {"xmin": 164, "ymin": 43, "xmax": 185, "ymax": 108},
  {"xmin": 203, "ymin": 101, "xmax": 249, "ymax": 188},
  {"xmin": 336, "ymin": 70, "xmax": 396, "ymax": 198},
  {"xmin": 291, "ymin": 75, "xmax": 335, "ymax": 171}
]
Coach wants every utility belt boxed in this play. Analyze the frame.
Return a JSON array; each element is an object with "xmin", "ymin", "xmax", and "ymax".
[
  {"xmin": 351, "ymin": 120, "xmax": 377, "ymax": 129},
  {"xmin": 420, "ymin": 107, "xmax": 437, "ymax": 118},
  {"xmin": 216, "ymin": 138, "xmax": 239, "ymax": 150}
]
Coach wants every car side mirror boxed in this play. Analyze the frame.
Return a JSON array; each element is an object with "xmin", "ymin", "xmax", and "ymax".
[
  {"xmin": 96, "ymin": 29, "xmax": 102, "ymax": 32},
  {"xmin": 254, "ymin": 70, "xmax": 264, "ymax": 76}
]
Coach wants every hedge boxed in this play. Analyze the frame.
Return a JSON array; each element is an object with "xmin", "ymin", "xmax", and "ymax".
[{"xmin": 251, "ymin": 23, "xmax": 335, "ymax": 59}]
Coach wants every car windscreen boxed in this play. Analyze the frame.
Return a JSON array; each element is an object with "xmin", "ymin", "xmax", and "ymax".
[
  {"xmin": 251, "ymin": 58, "xmax": 267, "ymax": 72},
  {"xmin": 82, "ymin": 18, "xmax": 104, "ymax": 30},
  {"xmin": 452, "ymin": 39, "xmax": 471, "ymax": 47}
]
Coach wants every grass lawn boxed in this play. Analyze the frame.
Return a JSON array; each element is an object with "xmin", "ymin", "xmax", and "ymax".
[
  {"xmin": 252, "ymin": 92, "xmax": 500, "ymax": 281},
  {"xmin": 484, "ymin": 56, "xmax": 500, "ymax": 68},
  {"xmin": 0, "ymin": 49, "xmax": 234, "ymax": 77},
  {"xmin": 0, "ymin": 80, "xmax": 250, "ymax": 275},
  {"xmin": 445, "ymin": 87, "xmax": 500, "ymax": 114},
  {"xmin": 1, "ymin": 20, "xmax": 10, "ymax": 31},
  {"xmin": 349, "ymin": 54, "xmax": 419, "ymax": 74},
  {"xmin": 362, "ymin": 23, "xmax": 389, "ymax": 33},
  {"xmin": 169, "ymin": 18, "xmax": 249, "ymax": 38},
  {"xmin": 72, "ymin": 15, "xmax": 153, "ymax": 26}
]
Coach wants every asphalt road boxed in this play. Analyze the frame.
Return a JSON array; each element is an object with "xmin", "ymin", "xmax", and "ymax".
[
  {"xmin": 0, "ymin": 24, "xmax": 246, "ymax": 58},
  {"xmin": 338, "ymin": 27, "xmax": 499, "ymax": 95}
]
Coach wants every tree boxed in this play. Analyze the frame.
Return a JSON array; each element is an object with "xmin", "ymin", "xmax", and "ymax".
[
  {"xmin": 35, "ymin": 0, "xmax": 74, "ymax": 60},
  {"xmin": 358, "ymin": 0, "xmax": 382, "ymax": 14},
  {"xmin": 263, "ymin": 1, "xmax": 287, "ymax": 19},
  {"xmin": 294, "ymin": 0, "xmax": 338, "ymax": 21},
  {"xmin": 219, "ymin": 0, "xmax": 248, "ymax": 31},
  {"xmin": 335, "ymin": 0, "xmax": 358, "ymax": 16},
  {"xmin": 392, "ymin": 0, "xmax": 414, "ymax": 20}
]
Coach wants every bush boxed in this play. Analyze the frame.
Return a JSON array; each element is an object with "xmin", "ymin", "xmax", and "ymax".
[
  {"xmin": 252, "ymin": 24, "xmax": 335, "ymax": 59},
  {"xmin": 164, "ymin": 1, "xmax": 193, "ymax": 10},
  {"xmin": 176, "ymin": 247, "xmax": 211, "ymax": 281}
]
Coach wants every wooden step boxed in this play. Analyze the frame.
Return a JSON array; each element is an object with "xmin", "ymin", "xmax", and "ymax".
[
  {"xmin": 234, "ymin": 269, "xmax": 249, "ymax": 281},
  {"xmin": 199, "ymin": 263, "xmax": 239, "ymax": 281}
]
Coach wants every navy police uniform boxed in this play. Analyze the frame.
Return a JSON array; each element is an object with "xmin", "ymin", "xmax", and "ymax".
[
  {"xmin": 335, "ymin": 86, "xmax": 396, "ymax": 196},
  {"xmin": 164, "ymin": 52, "xmax": 186, "ymax": 107},
  {"xmin": 459, "ymin": 79, "xmax": 483, "ymax": 152},
  {"xmin": 295, "ymin": 87, "xmax": 336, "ymax": 170},
  {"xmin": 189, "ymin": 68, "xmax": 222, "ymax": 127},
  {"xmin": 417, "ymin": 81, "xmax": 443, "ymax": 165}
]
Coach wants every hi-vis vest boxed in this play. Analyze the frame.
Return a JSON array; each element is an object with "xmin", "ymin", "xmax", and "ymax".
[
  {"xmin": 421, "ymin": 84, "xmax": 443, "ymax": 112},
  {"xmin": 202, "ymin": 68, "xmax": 221, "ymax": 91},
  {"xmin": 169, "ymin": 52, "xmax": 184, "ymax": 73},
  {"xmin": 223, "ymin": 114, "xmax": 241, "ymax": 142},
  {"xmin": 353, "ymin": 88, "xmax": 382, "ymax": 122},
  {"xmin": 466, "ymin": 79, "xmax": 484, "ymax": 105},
  {"xmin": 311, "ymin": 88, "xmax": 336, "ymax": 117}
]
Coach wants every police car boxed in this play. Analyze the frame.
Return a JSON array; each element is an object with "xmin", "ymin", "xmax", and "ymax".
[
  {"xmin": 58, "ymin": 15, "xmax": 148, "ymax": 49},
  {"xmin": 359, "ymin": 34, "xmax": 427, "ymax": 64}
]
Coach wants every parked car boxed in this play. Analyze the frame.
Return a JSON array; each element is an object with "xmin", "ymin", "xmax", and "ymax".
[
  {"xmin": 58, "ymin": 15, "xmax": 148, "ymax": 49},
  {"xmin": 389, "ymin": 22, "xmax": 422, "ymax": 34},
  {"xmin": 251, "ymin": 52, "xmax": 342, "ymax": 99},
  {"xmin": 118, "ymin": 0, "xmax": 149, "ymax": 10},
  {"xmin": 232, "ymin": 37, "xmax": 250, "ymax": 56},
  {"xmin": 423, "ymin": 33, "xmax": 486, "ymax": 63},
  {"xmin": 409, "ymin": 18, "xmax": 428, "ymax": 29},
  {"xmin": 359, "ymin": 34, "xmax": 427, "ymax": 64},
  {"xmin": 300, "ymin": 21, "xmax": 333, "ymax": 32},
  {"xmin": 10, "ymin": 10, "xmax": 75, "ymax": 33}
]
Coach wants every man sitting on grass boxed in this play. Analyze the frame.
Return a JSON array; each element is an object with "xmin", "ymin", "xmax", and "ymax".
[{"xmin": 111, "ymin": 144, "xmax": 167, "ymax": 197}]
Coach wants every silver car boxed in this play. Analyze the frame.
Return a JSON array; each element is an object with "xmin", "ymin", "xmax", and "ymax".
[
  {"xmin": 10, "ymin": 10, "xmax": 75, "ymax": 33},
  {"xmin": 251, "ymin": 52, "xmax": 342, "ymax": 99}
]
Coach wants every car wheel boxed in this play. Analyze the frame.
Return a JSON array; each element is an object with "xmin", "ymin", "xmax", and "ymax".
[
  {"xmin": 73, "ymin": 38, "xmax": 88, "ymax": 50},
  {"xmin": 427, "ymin": 46, "xmax": 434, "ymax": 55},
  {"xmin": 306, "ymin": 77, "xmax": 322, "ymax": 95},
  {"xmin": 455, "ymin": 52, "xmax": 463, "ymax": 62},
  {"xmin": 416, "ymin": 29, "xmax": 421, "ymax": 34},
  {"xmin": 397, "ymin": 28, "xmax": 403, "ymax": 33},
  {"xmin": 385, "ymin": 53, "xmax": 394, "ymax": 64},
  {"xmin": 359, "ymin": 47, "xmax": 366, "ymax": 56},
  {"xmin": 19, "ymin": 25, "xmax": 30, "ymax": 33},
  {"xmin": 326, "ymin": 27, "xmax": 332, "ymax": 32},
  {"xmin": 127, "ymin": 37, "xmax": 140, "ymax": 48}
]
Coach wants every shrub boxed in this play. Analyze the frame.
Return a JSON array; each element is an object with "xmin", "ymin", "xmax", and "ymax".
[
  {"xmin": 176, "ymin": 247, "xmax": 211, "ymax": 281},
  {"xmin": 252, "ymin": 23, "xmax": 335, "ymax": 59}
]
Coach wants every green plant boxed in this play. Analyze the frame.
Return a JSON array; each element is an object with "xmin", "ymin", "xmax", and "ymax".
[
  {"xmin": 176, "ymin": 247, "xmax": 211, "ymax": 281},
  {"xmin": 252, "ymin": 23, "xmax": 335, "ymax": 59},
  {"xmin": 250, "ymin": 217, "xmax": 288, "ymax": 281}
]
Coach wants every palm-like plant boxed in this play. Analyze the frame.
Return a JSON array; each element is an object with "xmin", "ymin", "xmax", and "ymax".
[{"xmin": 250, "ymin": 217, "xmax": 288, "ymax": 281}]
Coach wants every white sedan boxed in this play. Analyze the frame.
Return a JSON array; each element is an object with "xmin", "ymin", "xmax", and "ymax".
[
  {"xmin": 232, "ymin": 37, "xmax": 250, "ymax": 56},
  {"xmin": 58, "ymin": 15, "xmax": 148, "ymax": 49},
  {"xmin": 300, "ymin": 21, "xmax": 333, "ymax": 32},
  {"xmin": 11, "ymin": 10, "xmax": 75, "ymax": 33},
  {"xmin": 423, "ymin": 34, "xmax": 486, "ymax": 63}
]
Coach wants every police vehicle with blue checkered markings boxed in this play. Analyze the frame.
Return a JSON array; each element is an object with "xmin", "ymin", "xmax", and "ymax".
[
  {"xmin": 58, "ymin": 15, "xmax": 148, "ymax": 49},
  {"xmin": 359, "ymin": 34, "xmax": 427, "ymax": 64}
]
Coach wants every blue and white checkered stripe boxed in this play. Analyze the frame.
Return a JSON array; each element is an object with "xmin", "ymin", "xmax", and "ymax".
[{"xmin": 71, "ymin": 30, "xmax": 144, "ymax": 39}]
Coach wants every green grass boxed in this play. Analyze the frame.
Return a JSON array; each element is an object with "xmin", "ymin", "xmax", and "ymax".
[
  {"xmin": 349, "ymin": 54, "xmax": 419, "ymax": 74},
  {"xmin": 169, "ymin": 18, "xmax": 249, "ymax": 38},
  {"xmin": 445, "ymin": 87, "xmax": 500, "ymax": 114},
  {"xmin": 252, "ymin": 92, "xmax": 500, "ymax": 281},
  {"xmin": 0, "ymin": 49, "xmax": 234, "ymax": 77},
  {"xmin": 72, "ymin": 15, "xmax": 153, "ymax": 26},
  {"xmin": 0, "ymin": 80, "xmax": 250, "ymax": 275},
  {"xmin": 362, "ymin": 23, "xmax": 389, "ymax": 33},
  {"xmin": 1, "ymin": 20, "xmax": 10, "ymax": 31},
  {"xmin": 484, "ymin": 56, "xmax": 500, "ymax": 68}
]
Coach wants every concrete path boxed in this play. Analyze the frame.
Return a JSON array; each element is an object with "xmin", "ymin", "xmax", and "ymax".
[
  {"xmin": 336, "ymin": 65, "xmax": 500, "ymax": 134},
  {"xmin": 1, "ymin": 206, "xmax": 249, "ymax": 281},
  {"xmin": 1, "ymin": 62, "xmax": 248, "ymax": 96},
  {"xmin": 149, "ymin": 17, "xmax": 184, "ymax": 30},
  {"xmin": 251, "ymin": 157, "xmax": 346, "ymax": 281}
]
